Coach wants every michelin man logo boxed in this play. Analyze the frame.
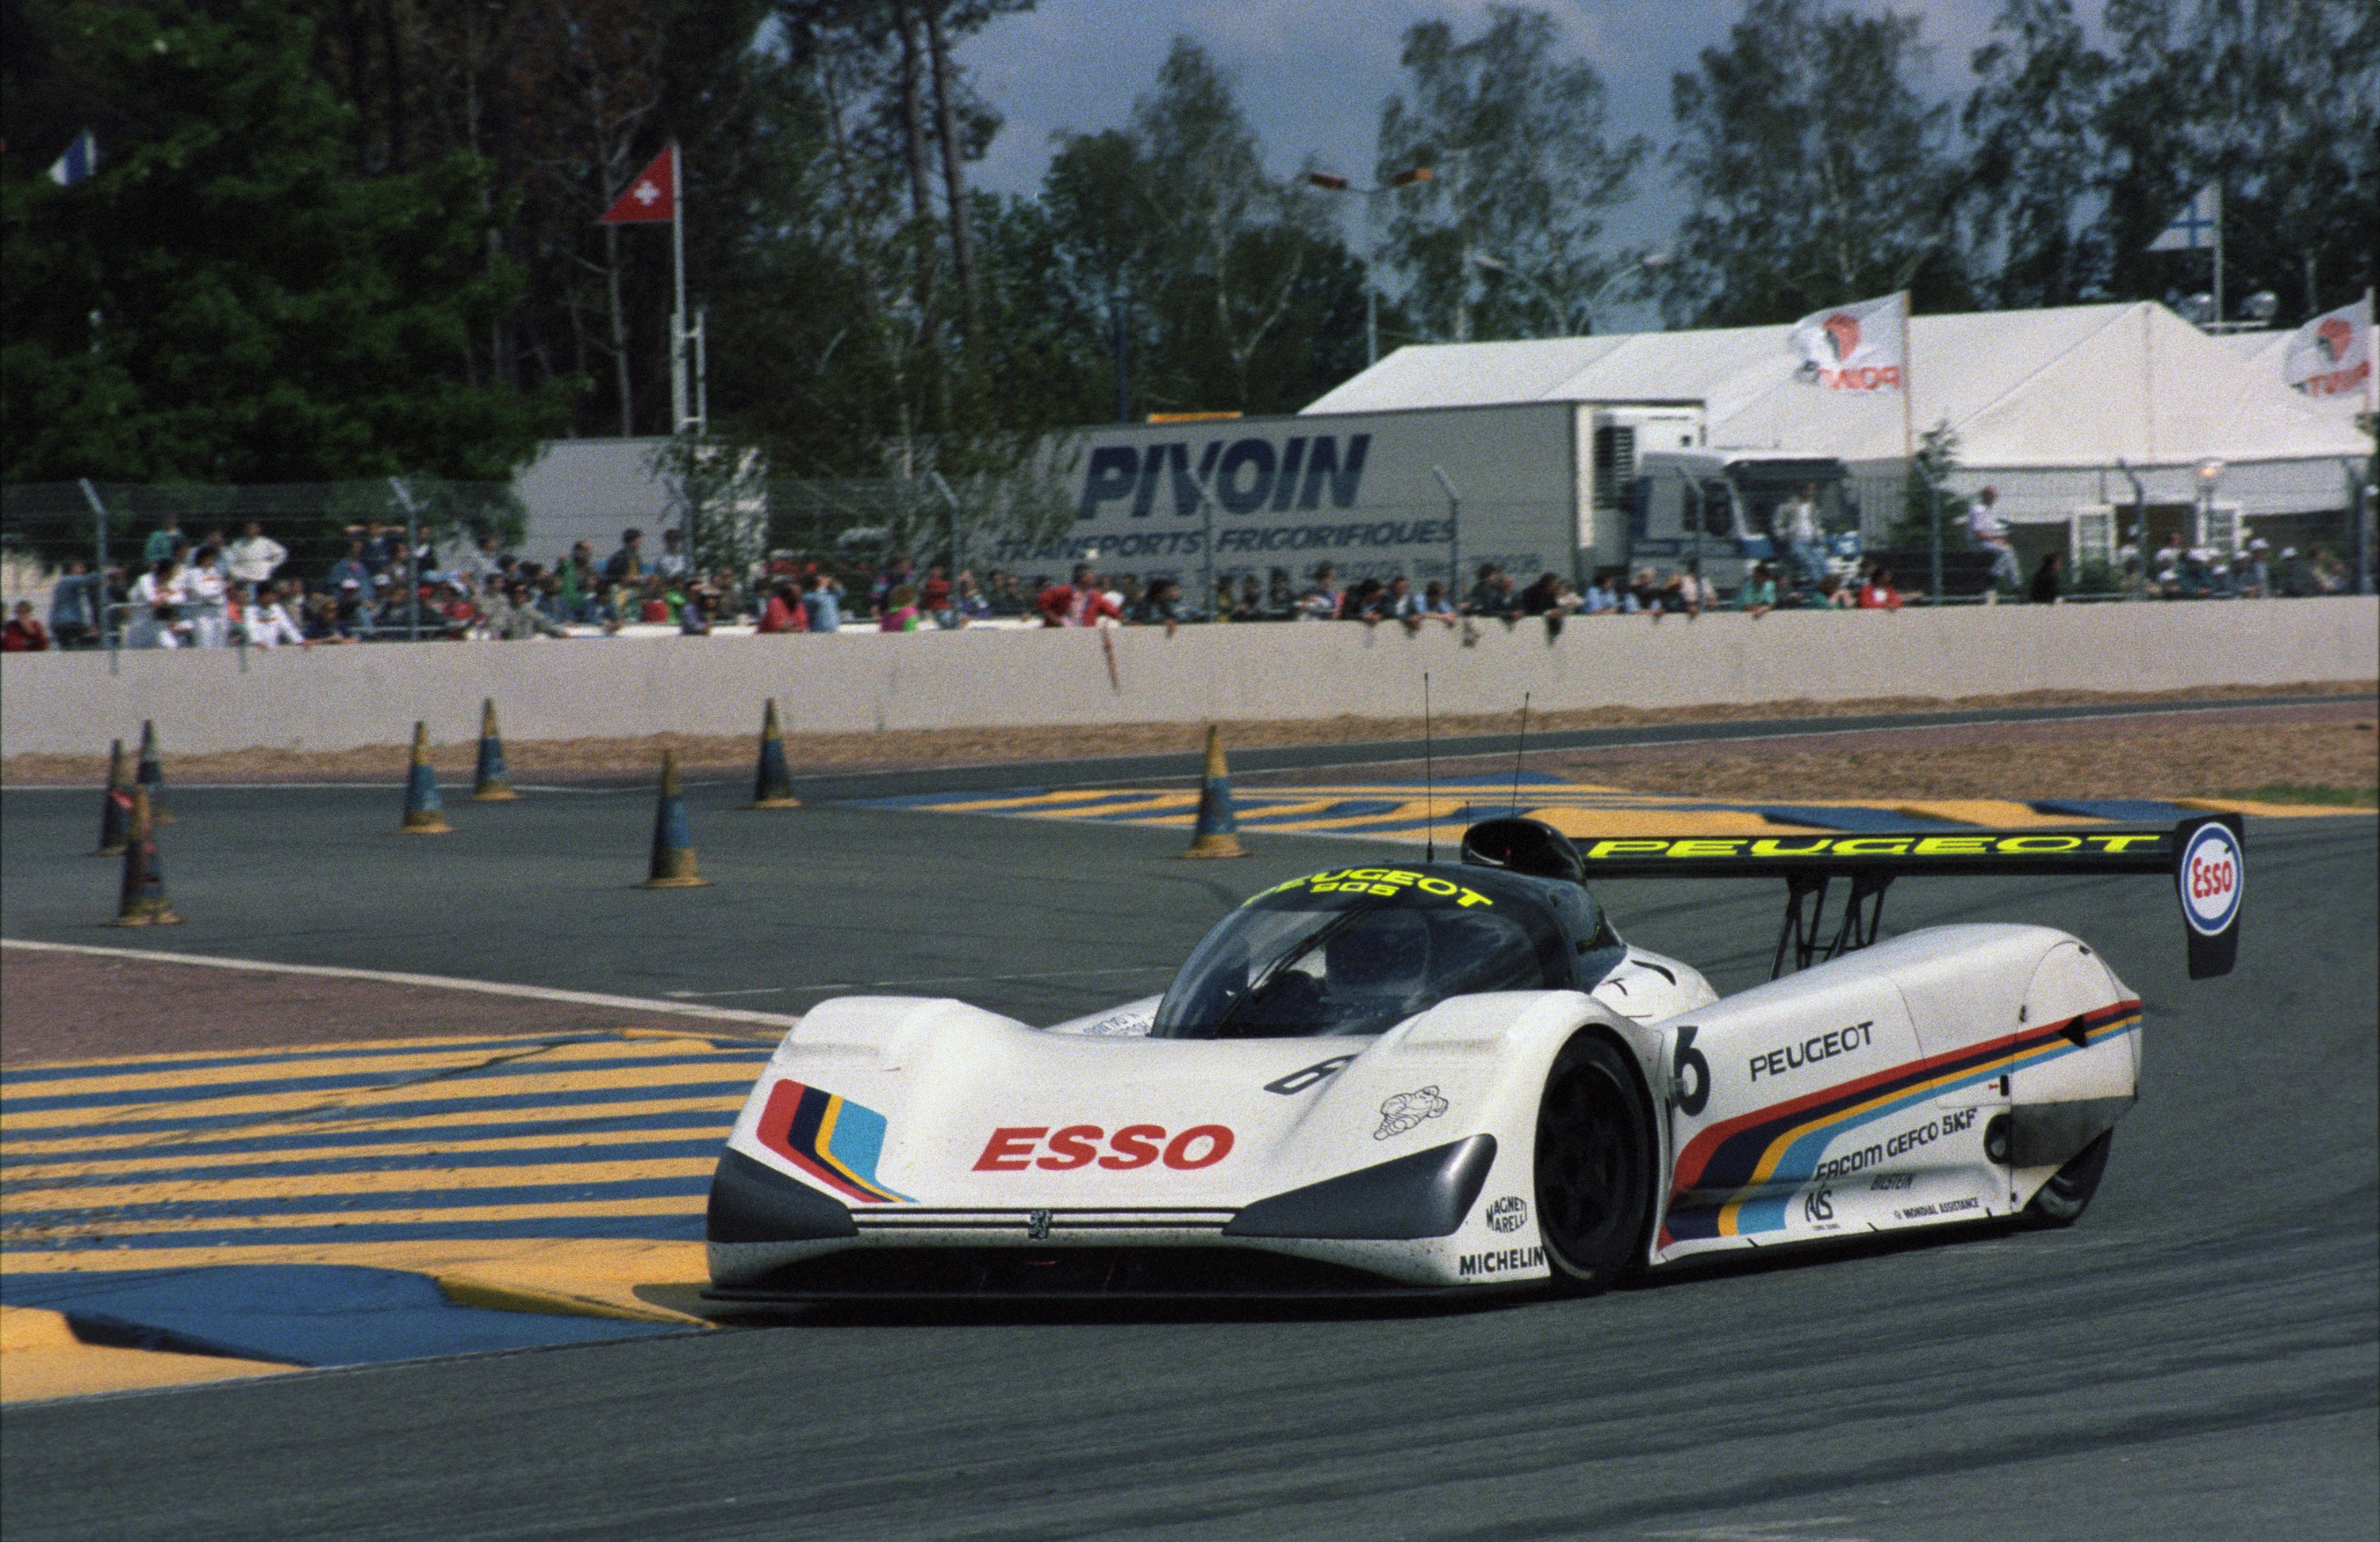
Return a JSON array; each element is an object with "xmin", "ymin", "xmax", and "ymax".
[{"xmin": 1376, "ymin": 1086, "xmax": 1449, "ymax": 1140}]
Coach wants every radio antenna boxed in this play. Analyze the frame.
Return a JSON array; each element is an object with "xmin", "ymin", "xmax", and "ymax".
[
  {"xmin": 1510, "ymin": 692, "xmax": 1531, "ymax": 816},
  {"xmin": 1422, "ymin": 673, "xmax": 1436, "ymax": 863}
]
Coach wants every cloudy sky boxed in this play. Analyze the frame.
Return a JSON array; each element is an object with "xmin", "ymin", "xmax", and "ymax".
[{"xmin": 957, "ymin": 0, "xmax": 2050, "ymax": 329}]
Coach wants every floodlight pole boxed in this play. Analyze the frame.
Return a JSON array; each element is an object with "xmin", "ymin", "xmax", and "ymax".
[{"xmin": 670, "ymin": 142, "xmax": 690, "ymax": 435}]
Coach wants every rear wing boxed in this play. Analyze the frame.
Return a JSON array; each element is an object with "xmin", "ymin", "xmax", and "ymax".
[{"xmin": 1460, "ymin": 815, "xmax": 2244, "ymax": 980}]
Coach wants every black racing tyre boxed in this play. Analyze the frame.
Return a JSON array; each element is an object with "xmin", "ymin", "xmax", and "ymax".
[
  {"xmin": 2021, "ymin": 1130, "xmax": 2113, "ymax": 1228},
  {"xmin": 1534, "ymin": 1034, "xmax": 1654, "ymax": 1291}
]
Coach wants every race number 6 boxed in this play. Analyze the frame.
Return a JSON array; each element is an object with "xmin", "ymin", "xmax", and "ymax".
[{"xmin": 1672, "ymin": 1026, "xmax": 1711, "ymax": 1117}]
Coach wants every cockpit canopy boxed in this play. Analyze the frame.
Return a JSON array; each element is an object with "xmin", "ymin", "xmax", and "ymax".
[{"xmin": 1149, "ymin": 862, "xmax": 1622, "ymax": 1041}]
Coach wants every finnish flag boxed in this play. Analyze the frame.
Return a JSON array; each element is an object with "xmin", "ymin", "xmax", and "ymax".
[
  {"xmin": 47, "ymin": 130, "xmax": 97, "ymax": 186},
  {"xmin": 2146, "ymin": 185, "xmax": 2220, "ymax": 252}
]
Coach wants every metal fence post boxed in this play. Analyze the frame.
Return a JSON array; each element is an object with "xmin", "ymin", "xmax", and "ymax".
[
  {"xmin": 389, "ymin": 476, "xmax": 420, "ymax": 641},
  {"xmin": 1923, "ymin": 462, "xmax": 1944, "ymax": 605},
  {"xmin": 79, "ymin": 478, "xmax": 111, "ymax": 650}
]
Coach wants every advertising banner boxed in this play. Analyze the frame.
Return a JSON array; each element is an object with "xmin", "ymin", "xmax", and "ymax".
[{"xmin": 1015, "ymin": 404, "xmax": 1583, "ymax": 594}]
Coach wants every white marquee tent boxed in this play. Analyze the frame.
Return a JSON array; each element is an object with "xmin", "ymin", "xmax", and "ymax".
[{"xmin": 1304, "ymin": 301, "xmax": 2370, "ymax": 525}]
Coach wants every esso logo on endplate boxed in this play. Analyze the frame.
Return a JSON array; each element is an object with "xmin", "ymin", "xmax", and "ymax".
[{"xmin": 2178, "ymin": 824, "xmax": 2243, "ymax": 935}]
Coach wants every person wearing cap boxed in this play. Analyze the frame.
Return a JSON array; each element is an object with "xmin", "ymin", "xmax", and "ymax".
[
  {"xmin": 1964, "ymin": 487, "xmax": 2019, "ymax": 592},
  {"xmin": 2238, "ymin": 539, "xmax": 2271, "ymax": 598}
]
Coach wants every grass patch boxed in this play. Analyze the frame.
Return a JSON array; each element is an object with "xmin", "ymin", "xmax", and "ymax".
[{"xmin": 2217, "ymin": 783, "xmax": 2379, "ymax": 807}]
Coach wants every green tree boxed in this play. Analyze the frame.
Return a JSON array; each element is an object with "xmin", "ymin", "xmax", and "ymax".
[
  {"xmin": 0, "ymin": 0, "xmax": 569, "ymax": 482},
  {"xmin": 1666, "ymin": 0, "xmax": 1969, "ymax": 326},
  {"xmin": 1961, "ymin": 0, "xmax": 2115, "ymax": 308},
  {"xmin": 2098, "ymin": 0, "xmax": 2378, "ymax": 320},
  {"xmin": 1375, "ymin": 6, "xmax": 1647, "ymax": 341}
]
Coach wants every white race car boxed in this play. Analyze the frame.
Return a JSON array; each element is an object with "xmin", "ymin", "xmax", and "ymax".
[{"xmin": 704, "ymin": 814, "xmax": 2244, "ymax": 1298}]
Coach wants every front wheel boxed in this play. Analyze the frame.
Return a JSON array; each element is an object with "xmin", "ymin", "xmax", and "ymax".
[
  {"xmin": 2021, "ymin": 1130, "xmax": 2113, "ymax": 1228},
  {"xmin": 1534, "ymin": 1034, "xmax": 1653, "ymax": 1291}
]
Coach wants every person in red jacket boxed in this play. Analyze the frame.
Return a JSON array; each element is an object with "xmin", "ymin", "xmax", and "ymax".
[
  {"xmin": 756, "ymin": 582, "xmax": 806, "ymax": 633},
  {"xmin": 1037, "ymin": 563, "xmax": 1122, "ymax": 627},
  {"xmin": 5, "ymin": 600, "xmax": 51, "ymax": 650},
  {"xmin": 1856, "ymin": 568, "xmax": 1906, "ymax": 611}
]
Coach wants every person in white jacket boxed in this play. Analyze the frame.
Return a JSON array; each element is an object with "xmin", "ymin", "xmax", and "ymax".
[
  {"xmin": 239, "ymin": 583, "xmax": 311, "ymax": 649},
  {"xmin": 225, "ymin": 522, "xmax": 288, "ymax": 589},
  {"xmin": 125, "ymin": 558, "xmax": 185, "ymax": 649},
  {"xmin": 182, "ymin": 545, "xmax": 231, "ymax": 646}
]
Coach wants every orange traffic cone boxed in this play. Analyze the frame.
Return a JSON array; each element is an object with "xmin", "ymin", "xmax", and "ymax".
[
  {"xmin": 98, "ymin": 738, "xmax": 133, "ymax": 855},
  {"xmin": 642, "ymin": 750, "xmax": 712, "ymax": 888},
  {"xmin": 400, "ymin": 721, "xmax": 454, "ymax": 833},
  {"xmin": 136, "ymin": 719, "xmax": 174, "ymax": 824},
  {"xmin": 1179, "ymin": 724, "xmax": 1250, "ymax": 859},
  {"xmin": 471, "ymin": 699, "xmax": 516, "ymax": 800},
  {"xmin": 751, "ymin": 699, "xmax": 800, "ymax": 808},
  {"xmin": 112, "ymin": 787, "xmax": 181, "ymax": 926}
]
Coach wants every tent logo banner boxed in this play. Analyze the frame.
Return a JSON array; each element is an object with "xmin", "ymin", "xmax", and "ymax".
[
  {"xmin": 1789, "ymin": 293, "xmax": 1905, "ymax": 391},
  {"xmin": 2283, "ymin": 297, "xmax": 2371, "ymax": 398}
]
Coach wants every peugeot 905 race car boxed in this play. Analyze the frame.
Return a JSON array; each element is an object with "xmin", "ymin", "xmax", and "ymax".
[{"xmin": 704, "ymin": 814, "xmax": 2244, "ymax": 1298}]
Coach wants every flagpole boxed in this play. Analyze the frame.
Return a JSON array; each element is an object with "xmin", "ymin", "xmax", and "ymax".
[
  {"xmin": 2211, "ymin": 183, "xmax": 2225, "ymax": 332},
  {"xmin": 1898, "ymin": 290, "xmax": 1915, "ymax": 460},
  {"xmin": 670, "ymin": 140, "xmax": 689, "ymax": 435}
]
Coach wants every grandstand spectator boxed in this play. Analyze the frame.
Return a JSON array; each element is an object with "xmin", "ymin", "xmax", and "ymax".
[
  {"xmin": 1583, "ymin": 572, "xmax": 1623, "ymax": 615},
  {"xmin": 126, "ymin": 558, "xmax": 184, "ymax": 649},
  {"xmin": 452, "ymin": 535, "xmax": 504, "ymax": 585},
  {"xmin": 1737, "ymin": 562, "xmax": 1779, "ymax": 616},
  {"xmin": 758, "ymin": 582, "xmax": 804, "ymax": 633},
  {"xmin": 183, "ymin": 544, "xmax": 232, "ymax": 646},
  {"xmin": 4, "ymin": 600, "xmax": 50, "ymax": 651},
  {"xmin": 1134, "ymin": 577, "xmax": 1193, "ymax": 627},
  {"xmin": 2236, "ymin": 539, "xmax": 2271, "ymax": 598},
  {"xmin": 802, "ymin": 571, "xmax": 846, "ymax": 632},
  {"xmin": 1335, "ymin": 576, "xmax": 1383, "ymax": 620},
  {"xmin": 1300, "ymin": 563, "xmax": 1344, "ymax": 620},
  {"xmin": 327, "ymin": 539, "xmax": 378, "ymax": 597},
  {"xmin": 678, "ymin": 582, "xmax": 716, "ymax": 635},
  {"xmin": 1630, "ymin": 568, "xmax": 1664, "ymax": 615},
  {"xmin": 653, "ymin": 528, "xmax": 689, "ymax": 581},
  {"xmin": 482, "ymin": 581, "xmax": 572, "ymax": 640},
  {"xmin": 1518, "ymin": 572, "xmax": 1564, "ymax": 618},
  {"xmin": 604, "ymin": 528, "xmax": 646, "ymax": 585},
  {"xmin": 2151, "ymin": 531, "xmax": 2184, "ymax": 596},
  {"xmin": 1037, "ymin": 564, "xmax": 1119, "ymax": 627},
  {"xmin": 985, "ymin": 570, "xmax": 1028, "ymax": 617},
  {"xmin": 1966, "ymin": 487, "xmax": 2020, "ymax": 591},
  {"xmin": 1266, "ymin": 566, "xmax": 1304, "ymax": 619},
  {"xmin": 879, "ymin": 583, "xmax": 923, "ymax": 631},
  {"xmin": 1857, "ymin": 568, "xmax": 1908, "ymax": 610},
  {"xmin": 47, "ymin": 559, "xmax": 100, "ymax": 648},
  {"xmin": 949, "ymin": 571, "xmax": 990, "ymax": 624},
  {"xmin": 1411, "ymin": 579, "xmax": 1457, "ymax": 627},
  {"xmin": 239, "ymin": 584, "xmax": 310, "ymax": 649},
  {"xmin": 2028, "ymin": 550, "xmax": 2063, "ymax": 604},
  {"xmin": 920, "ymin": 564, "xmax": 953, "ymax": 619},
  {"xmin": 225, "ymin": 522, "xmax": 288, "ymax": 589},
  {"xmin": 142, "ymin": 512, "xmax": 185, "ymax": 565},
  {"xmin": 1779, "ymin": 482, "xmax": 1826, "ymax": 587}
]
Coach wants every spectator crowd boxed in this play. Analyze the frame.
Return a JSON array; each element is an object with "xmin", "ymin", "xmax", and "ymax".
[{"xmin": 12, "ymin": 501, "xmax": 2367, "ymax": 654}]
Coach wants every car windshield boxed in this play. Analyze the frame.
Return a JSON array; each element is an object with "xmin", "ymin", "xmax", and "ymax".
[{"xmin": 1149, "ymin": 866, "xmax": 1574, "ymax": 1040}]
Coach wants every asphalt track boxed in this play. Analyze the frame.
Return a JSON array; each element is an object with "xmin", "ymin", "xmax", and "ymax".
[{"xmin": 2, "ymin": 761, "xmax": 2374, "ymax": 1539}]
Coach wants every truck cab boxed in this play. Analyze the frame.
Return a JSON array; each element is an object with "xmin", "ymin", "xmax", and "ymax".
[{"xmin": 1624, "ymin": 451, "xmax": 1853, "ymax": 594}]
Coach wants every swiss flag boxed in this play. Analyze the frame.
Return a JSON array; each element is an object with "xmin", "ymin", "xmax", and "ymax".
[{"xmin": 598, "ymin": 145, "xmax": 677, "ymax": 224}]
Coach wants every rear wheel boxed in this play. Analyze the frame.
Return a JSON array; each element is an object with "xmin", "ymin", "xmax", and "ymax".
[
  {"xmin": 2021, "ymin": 1130, "xmax": 2113, "ymax": 1227},
  {"xmin": 1534, "ymin": 1035, "xmax": 1653, "ymax": 1291}
]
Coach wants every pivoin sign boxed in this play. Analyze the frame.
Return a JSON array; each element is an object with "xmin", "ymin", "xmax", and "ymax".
[{"xmin": 1076, "ymin": 434, "xmax": 1372, "ymax": 520}]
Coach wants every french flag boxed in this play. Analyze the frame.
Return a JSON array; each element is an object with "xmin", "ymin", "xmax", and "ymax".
[{"xmin": 48, "ymin": 130, "xmax": 97, "ymax": 186}]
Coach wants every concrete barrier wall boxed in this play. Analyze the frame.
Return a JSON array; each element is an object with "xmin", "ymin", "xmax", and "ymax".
[{"xmin": 3, "ymin": 598, "xmax": 2374, "ymax": 758}]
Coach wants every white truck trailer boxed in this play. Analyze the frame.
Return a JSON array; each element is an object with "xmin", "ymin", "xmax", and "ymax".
[{"xmin": 1015, "ymin": 402, "xmax": 1846, "ymax": 601}]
